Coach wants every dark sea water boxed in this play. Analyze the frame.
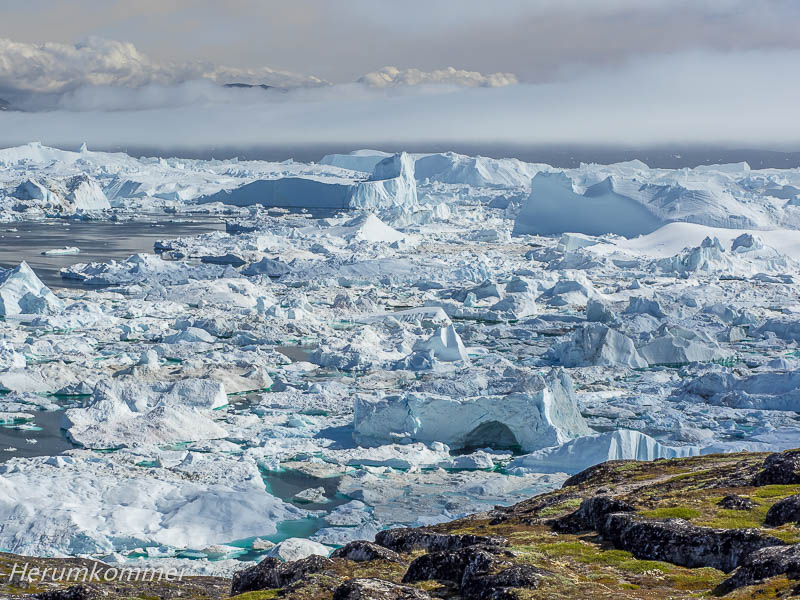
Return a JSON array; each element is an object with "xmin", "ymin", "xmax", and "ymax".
[{"xmin": 0, "ymin": 216, "xmax": 226, "ymax": 288}]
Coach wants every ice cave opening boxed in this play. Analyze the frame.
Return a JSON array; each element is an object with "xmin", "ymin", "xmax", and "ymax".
[{"xmin": 458, "ymin": 421, "xmax": 521, "ymax": 454}]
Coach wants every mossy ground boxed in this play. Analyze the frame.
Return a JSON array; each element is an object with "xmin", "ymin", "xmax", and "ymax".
[{"xmin": 2, "ymin": 451, "xmax": 800, "ymax": 599}]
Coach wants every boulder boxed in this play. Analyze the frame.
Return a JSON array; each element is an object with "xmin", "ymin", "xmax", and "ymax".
[
  {"xmin": 231, "ymin": 555, "xmax": 334, "ymax": 595},
  {"xmin": 34, "ymin": 586, "xmax": 98, "ymax": 600},
  {"xmin": 375, "ymin": 529, "xmax": 508, "ymax": 554},
  {"xmin": 717, "ymin": 544, "xmax": 800, "ymax": 593},
  {"xmin": 33, "ymin": 585, "xmax": 98, "ymax": 600},
  {"xmin": 331, "ymin": 540, "xmax": 403, "ymax": 563},
  {"xmin": 402, "ymin": 546, "xmax": 498, "ymax": 584},
  {"xmin": 717, "ymin": 495, "xmax": 758, "ymax": 511},
  {"xmin": 753, "ymin": 450, "xmax": 800, "ymax": 486},
  {"xmin": 765, "ymin": 495, "xmax": 800, "ymax": 527},
  {"xmin": 333, "ymin": 578, "xmax": 431, "ymax": 600},
  {"xmin": 553, "ymin": 496, "xmax": 636, "ymax": 533},
  {"xmin": 402, "ymin": 541, "xmax": 543, "ymax": 599},
  {"xmin": 599, "ymin": 513, "xmax": 784, "ymax": 572},
  {"xmin": 462, "ymin": 564, "xmax": 544, "ymax": 600}
]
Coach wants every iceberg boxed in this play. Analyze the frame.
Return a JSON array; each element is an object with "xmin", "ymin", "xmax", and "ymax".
[
  {"xmin": 0, "ymin": 262, "xmax": 64, "ymax": 316},
  {"xmin": 678, "ymin": 369, "xmax": 800, "ymax": 411},
  {"xmin": 638, "ymin": 324, "xmax": 726, "ymax": 365},
  {"xmin": 412, "ymin": 325, "xmax": 469, "ymax": 362},
  {"xmin": 197, "ymin": 152, "xmax": 418, "ymax": 213},
  {"xmin": 64, "ymin": 174, "xmax": 110, "ymax": 211},
  {"xmin": 507, "ymin": 429, "xmax": 700, "ymax": 474},
  {"xmin": 353, "ymin": 369, "xmax": 591, "ymax": 452},
  {"xmin": 320, "ymin": 149, "xmax": 392, "ymax": 173},
  {"xmin": 513, "ymin": 172, "xmax": 665, "ymax": 238},
  {"xmin": 548, "ymin": 323, "xmax": 648, "ymax": 368},
  {"xmin": 349, "ymin": 152, "xmax": 418, "ymax": 212}
]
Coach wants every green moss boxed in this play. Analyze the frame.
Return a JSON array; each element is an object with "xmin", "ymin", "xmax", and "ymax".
[
  {"xmin": 640, "ymin": 507, "xmax": 702, "ymax": 520},
  {"xmin": 751, "ymin": 485, "xmax": 800, "ymax": 499},
  {"xmin": 229, "ymin": 590, "xmax": 280, "ymax": 600},
  {"xmin": 667, "ymin": 567, "xmax": 724, "ymax": 591},
  {"xmin": 697, "ymin": 504, "xmax": 768, "ymax": 529},
  {"xmin": 538, "ymin": 497, "xmax": 583, "ymax": 517}
]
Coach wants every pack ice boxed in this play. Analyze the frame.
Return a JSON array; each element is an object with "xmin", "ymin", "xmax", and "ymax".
[{"xmin": 2, "ymin": 143, "xmax": 800, "ymax": 572}]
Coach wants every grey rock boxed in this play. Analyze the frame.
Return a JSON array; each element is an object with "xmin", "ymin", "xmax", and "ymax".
[
  {"xmin": 34, "ymin": 587, "xmax": 97, "ymax": 600},
  {"xmin": 331, "ymin": 541, "xmax": 403, "ymax": 563},
  {"xmin": 717, "ymin": 495, "xmax": 758, "ymax": 510},
  {"xmin": 402, "ymin": 546, "xmax": 500, "ymax": 584},
  {"xmin": 375, "ymin": 528, "xmax": 508, "ymax": 554},
  {"xmin": 333, "ymin": 578, "xmax": 431, "ymax": 600},
  {"xmin": 765, "ymin": 495, "xmax": 800, "ymax": 527},
  {"xmin": 753, "ymin": 450, "xmax": 800, "ymax": 486},
  {"xmin": 717, "ymin": 544, "xmax": 800, "ymax": 593},
  {"xmin": 231, "ymin": 555, "xmax": 334, "ymax": 595},
  {"xmin": 600, "ymin": 513, "xmax": 784, "ymax": 572},
  {"xmin": 462, "ymin": 564, "xmax": 545, "ymax": 600},
  {"xmin": 553, "ymin": 495, "xmax": 635, "ymax": 533}
]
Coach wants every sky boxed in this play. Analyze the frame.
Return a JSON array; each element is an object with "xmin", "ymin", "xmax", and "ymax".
[{"xmin": 1, "ymin": 0, "xmax": 799, "ymax": 149}]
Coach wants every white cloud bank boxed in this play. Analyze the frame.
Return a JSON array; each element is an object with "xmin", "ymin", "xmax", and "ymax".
[
  {"xmin": 0, "ymin": 37, "xmax": 517, "ymax": 99},
  {"xmin": 0, "ymin": 42, "xmax": 798, "ymax": 149},
  {"xmin": 0, "ymin": 37, "xmax": 326, "ymax": 93},
  {"xmin": 358, "ymin": 67, "xmax": 517, "ymax": 88}
]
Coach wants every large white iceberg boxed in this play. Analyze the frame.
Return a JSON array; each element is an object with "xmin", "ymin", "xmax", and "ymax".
[
  {"xmin": 513, "ymin": 172, "xmax": 665, "ymax": 238},
  {"xmin": 349, "ymin": 152, "xmax": 418, "ymax": 212},
  {"xmin": 198, "ymin": 152, "xmax": 418, "ymax": 213},
  {"xmin": 0, "ymin": 452, "xmax": 305, "ymax": 556},
  {"xmin": 507, "ymin": 429, "xmax": 699, "ymax": 474},
  {"xmin": 353, "ymin": 369, "xmax": 591, "ymax": 452}
]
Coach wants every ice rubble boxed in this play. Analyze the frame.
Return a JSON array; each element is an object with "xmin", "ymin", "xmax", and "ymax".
[
  {"xmin": 64, "ymin": 379, "xmax": 229, "ymax": 448},
  {"xmin": 353, "ymin": 369, "xmax": 591, "ymax": 452},
  {"xmin": 0, "ymin": 261, "xmax": 64, "ymax": 316},
  {"xmin": 0, "ymin": 452, "xmax": 306, "ymax": 556},
  {"xmin": 4, "ymin": 143, "xmax": 800, "ymax": 567},
  {"xmin": 677, "ymin": 369, "xmax": 800, "ymax": 411}
]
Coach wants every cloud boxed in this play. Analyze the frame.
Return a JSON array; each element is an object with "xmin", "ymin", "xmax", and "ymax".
[
  {"xmin": 2, "ymin": 0, "xmax": 798, "ymax": 84},
  {"xmin": 0, "ymin": 49, "xmax": 798, "ymax": 150},
  {"xmin": 0, "ymin": 36, "xmax": 520, "ymax": 111},
  {"xmin": 358, "ymin": 67, "xmax": 517, "ymax": 88},
  {"xmin": 0, "ymin": 36, "xmax": 325, "ymax": 97}
]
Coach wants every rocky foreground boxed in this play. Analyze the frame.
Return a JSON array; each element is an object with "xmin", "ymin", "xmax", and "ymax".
[{"xmin": 6, "ymin": 449, "xmax": 800, "ymax": 599}]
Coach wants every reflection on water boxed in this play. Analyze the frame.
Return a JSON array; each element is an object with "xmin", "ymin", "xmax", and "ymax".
[
  {"xmin": 0, "ymin": 216, "xmax": 226, "ymax": 288},
  {"xmin": 262, "ymin": 467, "xmax": 347, "ymax": 511},
  {"xmin": 0, "ymin": 409, "xmax": 77, "ymax": 462}
]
